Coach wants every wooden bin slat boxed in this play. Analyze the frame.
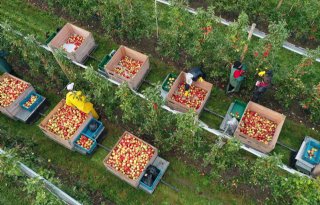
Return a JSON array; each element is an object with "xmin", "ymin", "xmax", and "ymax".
[
  {"xmin": 234, "ymin": 101, "xmax": 286, "ymax": 153},
  {"xmin": 104, "ymin": 46, "xmax": 150, "ymax": 90},
  {"xmin": 48, "ymin": 23, "xmax": 96, "ymax": 63},
  {"xmin": 39, "ymin": 99, "xmax": 92, "ymax": 150},
  {"xmin": 0, "ymin": 73, "xmax": 34, "ymax": 119},
  {"xmin": 103, "ymin": 131, "xmax": 158, "ymax": 188},
  {"xmin": 165, "ymin": 72, "xmax": 213, "ymax": 115}
]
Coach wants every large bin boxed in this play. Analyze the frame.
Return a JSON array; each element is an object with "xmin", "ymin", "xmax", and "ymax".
[
  {"xmin": 39, "ymin": 99, "xmax": 92, "ymax": 150},
  {"xmin": 48, "ymin": 23, "xmax": 96, "ymax": 63},
  {"xmin": 103, "ymin": 131, "xmax": 158, "ymax": 188},
  {"xmin": 0, "ymin": 73, "xmax": 34, "ymax": 119},
  {"xmin": 104, "ymin": 46, "xmax": 150, "ymax": 90},
  {"xmin": 234, "ymin": 101, "xmax": 286, "ymax": 153},
  {"xmin": 165, "ymin": 72, "xmax": 213, "ymax": 115}
]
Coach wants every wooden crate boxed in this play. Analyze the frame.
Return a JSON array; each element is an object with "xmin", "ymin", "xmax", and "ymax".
[
  {"xmin": 104, "ymin": 46, "xmax": 150, "ymax": 90},
  {"xmin": 165, "ymin": 72, "xmax": 213, "ymax": 115},
  {"xmin": 48, "ymin": 23, "xmax": 96, "ymax": 63},
  {"xmin": 103, "ymin": 131, "xmax": 158, "ymax": 188},
  {"xmin": 0, "ymin": 73, "xmax": 34, "ymax": 119},
  {"xmin": 39, "ymin": 99, "xmax": 92, "ymax": 150},
  {"xmin": 234, "ymin": 101, "xmax": 286, "ymax": 153}
]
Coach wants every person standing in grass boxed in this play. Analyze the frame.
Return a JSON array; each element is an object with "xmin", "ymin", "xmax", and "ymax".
[
  {"xmin": 227, "ymin": 61, "xmax": 247, "ymax": 93},
  {"xmin": 252, "ymin": 70, "xmax": 273, "ymax": 102}
]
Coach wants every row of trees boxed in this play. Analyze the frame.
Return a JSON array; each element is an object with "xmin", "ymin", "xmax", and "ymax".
[
  {"xmin": 0, "ymin": 139, "xmax": 63, "ymax": 205},
  {"xmin": 198, "ymin": 0, "xmax": 320, "ymax": 45},
  {"xmin": 38, "ymin": 0, "xmax": 320, "ymax": 123},
  {"xmin": 204, "ymin": 139, "xmax": 320, "ymax": 205}
]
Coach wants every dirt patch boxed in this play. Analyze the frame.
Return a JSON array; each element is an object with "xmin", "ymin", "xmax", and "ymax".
[
  {"xmin": 189, "ymin": 0, "xmax": 209, "ymax": 9},
  {"xmin": 220, "ymin": 167, "xmax": 271, "ymax": 204},
  {"xmin": 47, "ymin": 164, "xmax": 115, "ymax": 205}
]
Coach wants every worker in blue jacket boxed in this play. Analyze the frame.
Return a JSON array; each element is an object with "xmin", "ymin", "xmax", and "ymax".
[{"xmin": 184, "ymin": 67, "xmax": 206, "ymax": 96}]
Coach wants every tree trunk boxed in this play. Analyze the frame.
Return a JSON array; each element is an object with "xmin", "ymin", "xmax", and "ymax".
[
  {"xmin": 276, "ymin": 0, "xmax": 284, "ymax": 10},
  {"xmin": 241, "ymin": 23, "xmax": 256, "ymax": 62}
]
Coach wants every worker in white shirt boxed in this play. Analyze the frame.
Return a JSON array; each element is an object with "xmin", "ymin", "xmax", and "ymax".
[{"xmin": 184, "ymin": 67, "xmax": 206, "ymax": 96}]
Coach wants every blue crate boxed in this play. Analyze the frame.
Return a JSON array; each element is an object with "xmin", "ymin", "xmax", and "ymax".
[
  {"xmin": 82, "ymin": 118, "xmax": 104, "ymax": 139},
  {"xmin": 139, "ymin": 171, "xmax": 162, "ymax": 191},
  {"xmin": 19, "ymin": 92, "xmax": 43, "ymax": 112},
  {"xmin": 303, "ymin": 141, "xmax": 320, "ymax": 165},
  {"xmin": 74, "ymin": 133, "xmax": 97, "ymax": 155}
]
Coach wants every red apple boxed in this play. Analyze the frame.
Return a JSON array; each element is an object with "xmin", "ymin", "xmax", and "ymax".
[
  {"xmin": 0, "ymin": 76, "xmax": 29, "ymax": 107},
  {"xmin": 110, "ymin": 56, "xmax": 143, "ymax": 79},
  {"xmin": 171, "ymin": 81, "xmax": 207, "ymax": 110},
  {"xmin": 106, "ymin": 133, "xmax": 155, "ymax": 180},
  {"xmin": 239, "ymin": 110, "xmax": 277, "ymax": 144},
  {"xmin": 23, "ymin": 95, "xmax": 38, "ymax": 108},
  {"xmin": 45, "ymin": 104, "xmax": 87, "ymax": 140},
  {"xmin": 62, "ymin": 34, "xmax": 84, "ymax": 52}
]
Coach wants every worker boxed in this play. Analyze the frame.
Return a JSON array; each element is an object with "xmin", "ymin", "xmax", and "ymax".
[
  {"xmin": 227, "ymin": 61, "xmax": 247, "ymax": 94},
  {"xmin": 184, "ymin": 67, "xmax": 206, "ymax": 96},
  {"xmin": 252, "ymin": 70, "xmax": 273, "ymax": 102},
  {"xmin": 65, "ymin": 83, "xmax": 99, "ymax": 119}
]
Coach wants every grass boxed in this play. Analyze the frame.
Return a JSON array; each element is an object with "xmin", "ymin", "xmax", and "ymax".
[
  {"xmin": 0, "ymin": 175, "xmax": 32, "ymax": 205},
  {"xmin": 0, "ymin": 0, "xmax": 319, "ymax": 203}
]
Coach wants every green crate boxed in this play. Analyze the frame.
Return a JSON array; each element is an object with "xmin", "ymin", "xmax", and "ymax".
[
  {"xmin": 98, "ymin": 54, "xmax": 112, "ymax": 71},
  {"xmin": 161, "ymin": 73, "xmax": 177, "ymax": 92},
  {"xmin": 229, "ymin": 100, "xmax": 247, "ymax": 119},
  {"xmin": 45, "ymin": 32, "xmax": 57, "ymax": 45}
]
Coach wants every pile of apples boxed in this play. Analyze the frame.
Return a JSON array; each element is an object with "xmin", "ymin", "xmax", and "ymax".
[
  {"xmin": 114, "ymin": 56, "xmax": 143, "ymax": 79},
  {"xmin": 230, "ymin": 111, "xmax": 240, "ymax": 119},
  {"xmin": 106, "ymin": 133, "xmax": 155, "ymax": 180},
  {"xmin": 171, "ymin": 82, "xmax": 207, "ymax": 110},
  {"xmin": 0, "ymin": 76, "xmax": 29, "ymax": 107},
  {"xmin": 63, "ymin": 34, "xmax": 84, "ymax": 52},
  {"xmin": 239, "ymin": 110, "xmax": 277, "ymax": 144},
  {"xmin": 23, "ymin": 95, "xmax": 38, "ymax": 109},
  {"xmin": 76, "ymin": 135, "xmax": 94, "ymax": 150},
  {"xmin": 164, "ymin": 76, "xmax": 176, "ymax": 91},
  {"xmin": 45, "ymin": 104, "xmax": 87, "ymax": 140},
  {"xmin": 307, "ymin": 147, "xmax": 318, "ymax": 159}
]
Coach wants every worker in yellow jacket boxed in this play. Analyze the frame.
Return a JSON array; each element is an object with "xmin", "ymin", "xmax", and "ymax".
[{"xmin": 65, "ymin": 83, "xmax": 99, "ymax": 119}]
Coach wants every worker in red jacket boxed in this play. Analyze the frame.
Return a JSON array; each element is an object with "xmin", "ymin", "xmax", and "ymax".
[{"xmin": 227, "ymin": 61, "xmax": 247, "ymax": 93}]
